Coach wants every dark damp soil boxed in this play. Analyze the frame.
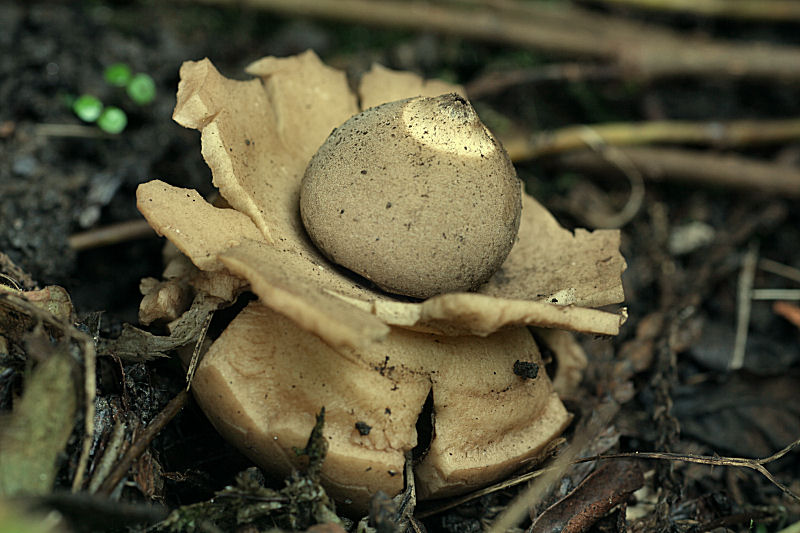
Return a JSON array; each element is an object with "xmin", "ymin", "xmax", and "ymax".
[{"xmin": 1, "ymin": 1, "xmax": 799, "ymax": 532}]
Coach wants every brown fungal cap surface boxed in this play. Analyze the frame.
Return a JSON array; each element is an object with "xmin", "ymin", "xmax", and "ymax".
[{"xmin": 300, "ymin": 94, "xmax": 521, "ymax": 299}]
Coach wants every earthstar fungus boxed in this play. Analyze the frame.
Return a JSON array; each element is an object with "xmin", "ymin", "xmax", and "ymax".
[{"xmin": 136, "ymin": 51, "xmax": 626, "ymax": 513}]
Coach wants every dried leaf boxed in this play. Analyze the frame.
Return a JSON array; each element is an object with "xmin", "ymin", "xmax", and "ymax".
[
  {"xmin": 529, "ymin": 460, "xmax": 644, "ymax": 533},
  {"xmin": 101, "ymin": 296, "xmax": 219, "ymax": 361},
  {"xmin": 0, "ymin": 333, "xmax": 77, "ymax": 496},
  {"xmin": 674, "ymin": 374, "xmax": 800, "ymax": 457},
  {"xmin": 0, "ymin": 286, "xmax": 75, "ymax": 343}
]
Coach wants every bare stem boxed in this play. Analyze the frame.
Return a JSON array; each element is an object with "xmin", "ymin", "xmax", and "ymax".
[
  {"xmin": 506, "ymin": 119, "xmax": 800, "ymax": 161},
  {"xmin": 585, "ymin": 0, "xmax": 800, "ymax": 22},
  {"xmin": 177, "ymin": 0, "xmax": 800, "ymax": 81}
]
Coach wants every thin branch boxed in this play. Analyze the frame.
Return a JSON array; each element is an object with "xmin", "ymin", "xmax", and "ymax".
[
  {"xmin": 88, "ymin": 419, "xmax": 128, "ymax": 494},
  {"xmin": 68, "ymin": 219, "xmax": 154, "ymax": 251},
  {"xmin": 731, "ymin": 241, "xmax": 758, "ymax": 370},
  {"xmin": 569, "ymin": 127, "xmax": 645, "ymax": 228},
  {"xmin": 574, "ymin": 436, "xmax": 800, "ymax": 503},
  {"xmin": 759, "ymin": 259, "xmax": 800, "ymax": 285},
  {"xmin": 96, "ymin": 390, "xmax": 190, "ymax": 496},
  {"xmin": 185, "ymin": 311, "xmax": 214, "ymax": 391},
  {"xmin": 465, "ymin": 63, "xmax": 622, "ymax": 98},
  {"xmin": 552, "ymin": 147, "xmax": 800, "ymax": 197},
  {"xmin": 773, "ymin": 301, "xmax": 800, "ymax": 329},
  {"xmin": 71, "ymin": 334, "xmax": 97, "ymax": 493},
  {"xmin": 178, "ymin": 0, "xmax": 800, "ymax": 81},
  {"xmin": 505, "ymin": 118, "xmax": 800, "ymax": 161},
  {"xmin": 752, "ymin": 289, "xmax": 800, "ymax": 301},
  {"xmin": 584, "ymin": 0, "xmax": 800, "ymax": 22}
]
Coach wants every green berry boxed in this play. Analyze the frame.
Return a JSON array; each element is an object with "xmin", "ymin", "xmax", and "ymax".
[
  {"xmin": 72, "ymin": 94, "xmax": 103, "ymax": 122},
  {"xmin": 126, "ymin": 73, "xmax": 156, "ymax": 105},
  {"xmin": 104, "ymin": 63, "xmax": 132, "ymax": 87},
  {"xmin": 97, "ymin": 106, "xmax": 127, "ymax": 134}
]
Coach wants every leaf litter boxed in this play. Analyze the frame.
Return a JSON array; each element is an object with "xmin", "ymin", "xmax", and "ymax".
[{"xmin": 2, "ymin": 4, "xmax": 800, "ymax": 531}]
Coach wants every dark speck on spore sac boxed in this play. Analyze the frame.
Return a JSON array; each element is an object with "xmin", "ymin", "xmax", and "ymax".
[{"xmin": 513, "ymin": 360, "xmax": 539, "ymax": 380}]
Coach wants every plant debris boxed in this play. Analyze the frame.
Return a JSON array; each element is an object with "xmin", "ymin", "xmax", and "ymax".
[
  {"xmin": 3, "ymin": 2, "xmax": 800, "ymax": 532},
  {"xmin": 156, "ymin": 409, "xmax": 342, "ymax": 532}
]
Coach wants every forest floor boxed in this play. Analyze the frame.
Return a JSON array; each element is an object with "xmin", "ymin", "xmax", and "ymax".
[{"xmin": 1, "ymin": 1, "xmax": 799, "ymax": 532}]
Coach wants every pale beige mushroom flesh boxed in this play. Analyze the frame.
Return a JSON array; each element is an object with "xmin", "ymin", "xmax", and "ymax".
[
  {"xmin": 193, "ymin": 302, "xmax": 569, "ymax": 513},
  {"xmin": 136, "ymin": 51, "xmax": 627, "ymax": 514}
]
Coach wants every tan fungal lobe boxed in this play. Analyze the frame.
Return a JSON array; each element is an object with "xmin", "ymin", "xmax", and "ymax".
[{"xmin": 300, "ymin": 93, "xmax": 522, "ymax": 299}]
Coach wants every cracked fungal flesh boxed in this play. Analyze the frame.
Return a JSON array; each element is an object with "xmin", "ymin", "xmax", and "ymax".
[
  {"xmin": 300, "ymin": 93, "xmax": 522, "ymax": 299},
  {"xmin": 192, "ymin": 302, "xmax": 570, "ymax": 514}
]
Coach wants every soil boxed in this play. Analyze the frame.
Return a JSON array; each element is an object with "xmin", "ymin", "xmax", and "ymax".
[{"xmin": 1, "ymin": 1, "xmax": 799, "ymax": 532}]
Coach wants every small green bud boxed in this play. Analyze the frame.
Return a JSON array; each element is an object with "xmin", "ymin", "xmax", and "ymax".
[
  {"xmin": 104, "ymin": 63, "xmax": 132, "ymax": 87},
  {"xmin": 72, "ymin": 94, "xmax": 103, "ymax": 122},
  {"xmin": 97, "ymin": 106, "xmax": 127, "ymax": 134},
  {"xmin": 126, "ymin": 73, "xmax": 156, "ymax": 105}
]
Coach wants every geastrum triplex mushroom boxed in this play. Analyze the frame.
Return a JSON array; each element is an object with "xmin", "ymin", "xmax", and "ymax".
[{"xmin": 136, "ymin": 51, "xmax": 626, "ymax": 513}]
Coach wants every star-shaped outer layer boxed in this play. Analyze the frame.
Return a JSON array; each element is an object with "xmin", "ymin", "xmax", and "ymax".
[
  {"xmin": 137, "ymin": 51, "xmax": 626, "ymax": 352},
  {"xmin": 135, "ymin": 51, "xmax": 626, "ymax": 512}
]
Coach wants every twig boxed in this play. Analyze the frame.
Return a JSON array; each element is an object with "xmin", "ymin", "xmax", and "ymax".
[
  {"xmin": 552, "ymin": 147, "xmax": 800, "ymax": 197},
  {"xmin": 185, "ymin": 311, "xmax": 214, "ymax": 391},
  {"xmin": 465, "ymin": 63, "xmax": 621, "ymax": 98},
  {"xmin": 584, "ymin": 0, "xmax": 800, "ymax": 22},
  {"xmin": 95, "ymin": 390, "xmax": 190, "ymax": 496},
  {"xmin": 773, "ymin": 301, "xmax": 800, "ymax": 329},
  {"xmin": 68, "ymin": 219, "xmax": 155, "ymax": 251},
  {"xmin": 34, "ymin": 123, "xmax": 106, "ymax": 138},
  {"xmin": 506, "ymin": 118, "xmax": 800, "ymax": 161},
  {"xmin": 178, "ymin": 0, "xmax": 800, "ymax": 81},
  {"xmin": 570, "ymin": 127, "xmax": 645, "ymax": 228},
  {"xmin": 71, "ymin": 338, "xmax": 97, "ymax": 493},
  {"xmin": 752, "ymin": 289, "xmax": 800, "ymax": 301},
  {"xmin": 731, "ymin": 241, "xmax": 758, "ymax": 370},
  {"xmin": 88, "ymin": 418, "xmax": 128, "ymax": 494},
  {"xmin": 416, "ymin": 469, "xmax": 545, "ymax": 519},
  {"xmin": 574, "ymin": 435, "xmax": 800, "ymax": 503},
  {"xmin": 759, "ymin": 258, "xmax": 800, "ymax": 285}
]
